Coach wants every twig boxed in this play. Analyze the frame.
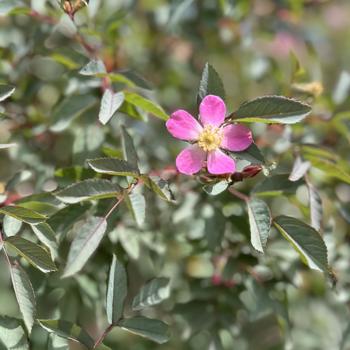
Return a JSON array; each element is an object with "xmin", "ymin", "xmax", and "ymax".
[
  {"xmin": 93, "ymin": 324, "xmax": 114, "ymax": 349},
  {"xmin": 228, "ymin": 186, "xmax": 249, "ymax": 202}
]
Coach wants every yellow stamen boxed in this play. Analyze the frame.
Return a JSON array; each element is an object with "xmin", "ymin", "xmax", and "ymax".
[{"xmin": 198, "ymin": 125, "xmax": 223, "ymax": 152}]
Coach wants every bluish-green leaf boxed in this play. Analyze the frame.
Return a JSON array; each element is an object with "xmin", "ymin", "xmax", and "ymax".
[
  {"xmin": 31, "ymin": 223, "xmax": 59, "ymax": 260},
  {"xmin": 99, "ymin": 90, "xmax": 124, "ymax": 125},
  {"xmin": 3, "ymin": 215, "xmax": 22, "ymax": 237},
  {"xmin": 0, "ymin": 316, "xmax": 29, "ymax": 350},
  {"xmin": 203, "ymin": 181, "xmax": 229, "ymax": 196},
  {"xmin": 247, "ymin": 198, "xmax": 271, "ymax": 253},
  {"xmin": 231, "ymin": 96, "xmax": 311, "ymax": 124},
  {"xmin": 132, "ymin": 278, "xmax": 170, "ymax": 311},
  {"xmin": 55, "ymin": 179, "xmax": 123, "ymax": 204},
  {"xmin": 121, "ymin": 126, "xmax": 139, "ymax": 169},
  {"xmin": 38, "ymin": 320, "xmax": 94, "ymax": 349},
  {"xmin": 252, "ymin": 174, "xmax": 303, "ymax": 196},
  {"xmin": 9, "ymin": 264, "xmax": 36, "ymax": 334},
  {"xmin": 50, "ymin": 94, "xmax": 97, "ymax": 132},
  {"xmin": 63, "ymin": 216, "xmax": 107, "ymax": 278},
  {"xmin": 106, "ymin": 255, "xmax": 127, "ymax": 325},
  {"xmin": 273, "ymin": 216, "xmax": 329, "ymax": 274},
  {"xmin": 79, "ymin": 59, "xmax": 106, "ymax": 76},
  {"xmin": 88, "ymin": 158, "xmax": 140, "ymax": 177},
  {"xmin": 118, "ymin": 317, "xmax": 170, "ymax": 344},
  {"xmin": 126, "ymin": 192, "xmax": 146, "ymax": 227},
  {"xmin": 5, "ymin": 236, "xmax": 57, "ymax": 273}
]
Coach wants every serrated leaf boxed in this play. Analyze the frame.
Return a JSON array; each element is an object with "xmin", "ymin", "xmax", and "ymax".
[
  {"xmin": 132, "ymin": 278, "xmax": 170, "ymax": 311},
  {"xmin": 197, "ymin": 63, "xmax": 225, "ymax": 104},
  {"xmin": 126, "ymin": 192, "xmax": 146, "ymax": 227},
  {"xmin": 5, "ymin": 236, "xmax": 57, "ymax": 273},
  {"xmin": 273, "ymin": 216, "xmax": 329, "ymax": 273},
  {"xmin": 203, "ymin": 181, "xmax": 228, "ymax": 196},
  {"xmin": 230, "ymin": 96, "xmax": 311, "ymax": 124},
  {"xmin": 118, "ymin": 317, "xmax": 170, "ymax": 344},
  {"xmin": 31, "ymin": 223, "xmax": 59, "ymax": 260},
  {"xmin": 55, "ymin": 179, "xmax": 123, "ymax": 204},
  {"xmin": 79, "ymin": 59, "xmax": 106, "ymax": 76},
  {"xmin": 0, "ymin": 316, "xmax": 29, "ymax": 350},
  {"xmin": 50, "ymin": 94, "xmax": 97, "ymax": 132},
  {"xmin": 252, "ymin": 174, "xmax": 303, "ymax": 196},
  {"xmin": 0, "ymin": 84, "xmax": 15, "ymax": 101},
  {"xmin": 88, "ymin": 158, "xmax": 139, "ymax": 177},
  {"xmin": 106, "ymin": 255, "xmax": 127, "ymax": 325},
  {"xmin": 121, "ymin": 126, "xmax": 139, "ymax": 169},
  {"xmin": 142, "ymin": 175, "xmax": 174, "ymax": 202},
  {"xmin": 124, "ymin": 92, "xmax": 169, "ymax": 121},
  {"xmin": 289, "ymin": 156, "xmax": 310, "ymax": 181},
  {"xmin": 0, "ymin": 206, "xmax": 46, "ymax": 225},
  {"xmin": 99, "ymin": 90, "xmax": 124, "ymax": 125},
  {"xmin": 3, "ymin": 215, "xmax": 22, "ymax": 237},
  {"xmin": 38, "ymin": 320, "xmax": 94, "ymax": 349},
  {"xmin": 9, "ymin": 264, "xmax": 36, "ymax": 334},
  {"xmin": 307, "ymin": 182, "xmax": 323, "ymax": 232},
  {"xmin": 63, "ymin": 216, "xmax": 107, "ymax": 278},
  {"xmin": 230, "ymin": 143, "xmax": 265, "ymax": 165},
  {"xmin": 247, "ymin": 198, "xmax": 271, "ymax": 253}
]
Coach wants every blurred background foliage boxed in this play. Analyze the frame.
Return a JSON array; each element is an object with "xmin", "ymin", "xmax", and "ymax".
[{"xmin": 1, "ymin": 0, "xmax": 350, "ymax": 349}]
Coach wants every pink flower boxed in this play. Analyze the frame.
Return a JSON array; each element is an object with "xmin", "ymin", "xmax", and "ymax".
[{"xmin": 166, "ymin": 95, "xmax": 253, "ymax": 175}]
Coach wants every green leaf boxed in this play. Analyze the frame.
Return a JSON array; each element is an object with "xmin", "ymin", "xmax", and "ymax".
[
  {"xmin": 273, "ymin": 216, "xmax": 329, "ymax": 273},
  {"xmin": 252, "ymin": 174, "xmax": 303, "ymax": 196},
  {"xmin": 106, "ymin": 255, "xmax": 128, "ymax": 325},
  {"xmin": 121, "ymin": 126, "xmax": 139, "ymax": 169},
  {"xmin": 31, "ymin": 223, "xmax": 59, "ymax": 260},
  {"xmin": 307, "ymin": 182, "xmax": 323, "ymax": 232},
  {"xmin": 142, "ymin": 176, "xmax": 174, "ymax": 202},
  {"xmin": 230, "ymin": 143, "xmax": 265, "ymax": 165},
  {"xmin": 124, "ymin": 92, "xmax": 169, "ymax": 121},
  {"xmin": 55, "ymin": 179, "xmax": 123, "ymax": 204},
  {"xmin": 38, "ymin": 320, "xmax": 94, "ymax": 349},
  {"xmin": 203, "ymin": 181, "xmax": 228, "ymax": 196},
  {"xmin": 230, "ymin": 96, "xmax": 312, "ymax": 124},
  {"xmin": 132, "ymin": 277, "xmax": 170, "ymax": 311},
  {"xmin": 63, "ymin": 216, "xmax": 108, "ymax": 278},
  {"xmin": 0, "ymin": 206, "xmax": 47, "ymax": 225},
  {"xmin": 126, "ymin": 192, "xmax": 146, "ymax": 227},
  {"xmin": 5, "ymin": 236, "xmax": 57, "ymax": 273},
  {"xmin": 0, "ymin": 84, "xmax": 15, "ymax": 101},
  {"xmin": 3, "ymin": 215, "xmax": 22, "ymax": 237},
  {"xmin": 118, "ymin": 317, "xmax": 170, "ymax": 344},
  {"xmin": 0, "ymin": 316, "xmax": 29, "ymax": 350},
  {"xmin": 118, "ymin": 70, "xmax": 153, "ymax": 90},
  {"xmin": 79, "ymin": 59, "xmax": 106, "ymax": 76},
  {"xmin": 247, "ymin": 198, "xmax": 271, "ymax": 253},
  {"xmin": 50, "ymin": 94, "xmax": 97, "ymax": 132},
  {"xmin": 48, "ymin": 334, "xmax": 69, "ymax": 350},
  {"xmin": 88, "ymin": 158, "xmax": 140, "ymax": 177},
  {"xmin": 99, "ymin": 90, "xmax": 124, "ymax": 125},
  {"xmin": 197, "ymin": 62, "xmax": 225, "ymax": 104},
  {"xmin": 9, "ymin": 264, "xmax": 36, "ymax": 334},
  {"xmin": 289, "ymin": 156, "xmax": 310, "ymax": 181}
]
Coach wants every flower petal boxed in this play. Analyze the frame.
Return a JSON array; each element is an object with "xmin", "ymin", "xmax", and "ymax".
[
  {"xmin": 207, "ymin": 149, "xmax": 235, "ymax": 175},
  {"xmin": 166, "ymin": 110, "xmax": 202, "ymax": 141},
  {"xmin": 176, "ymin": 145, "xmax": 206, "ymax": 175},
  {"xmin": 221, "ymin": 124, "xmax": 253, "ymax": 151},
  {"xmin": 199, "ymin": 95, "xmax": 226, "ymax": 127}
]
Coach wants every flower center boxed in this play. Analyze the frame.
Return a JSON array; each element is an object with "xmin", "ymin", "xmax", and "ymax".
[{"xmin": 198, "ymin": 125, "xmax": 223, "ymax": 152}]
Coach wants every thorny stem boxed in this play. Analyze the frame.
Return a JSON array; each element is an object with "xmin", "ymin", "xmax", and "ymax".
[
  {"xmin": 228, "ymin": 186, "xmax": 250, "ymax": 202},
  {"xmin": 93, "ymin": 324, "xmax": 114, "ymax": 349}
]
